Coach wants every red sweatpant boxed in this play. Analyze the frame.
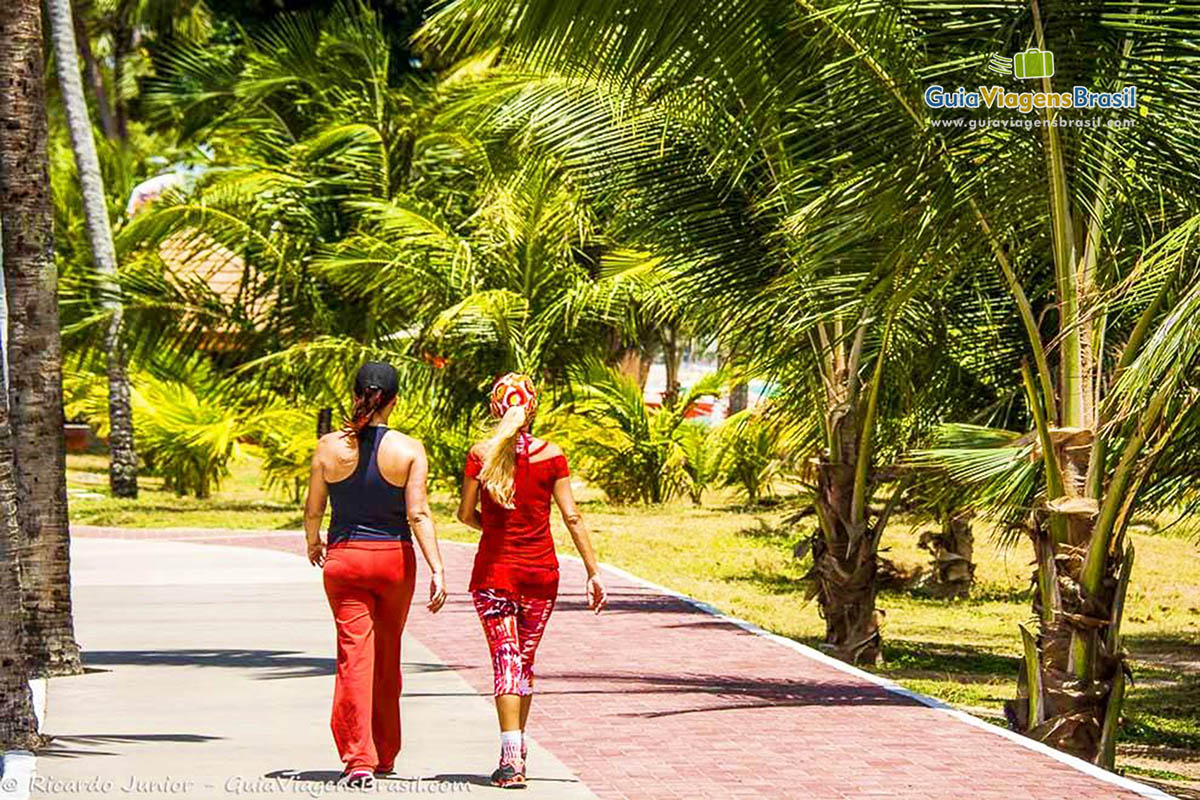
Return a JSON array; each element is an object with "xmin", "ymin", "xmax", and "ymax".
[{"xmin": 322, "ymin": 541, "xmax": 416, "ymax": 772}]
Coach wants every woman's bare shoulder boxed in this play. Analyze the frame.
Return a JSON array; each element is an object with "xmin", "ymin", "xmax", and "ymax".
[
  {"xmin": 531, "ymin": 439, "xmax": 564, "ymax": 461},
  {"xmin": 317, "ymin": 432, "xmax": 352, "ymax": 457},
  {"xmin": 380, "ymin": 428, "xmax": 422, "ymax": 452}
]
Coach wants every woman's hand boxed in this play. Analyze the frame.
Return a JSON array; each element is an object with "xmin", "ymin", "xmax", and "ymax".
[
  {"xmin": 427, "ymin": 570, "xmax": 447, "ymax": 613},
  {"xmin": 306, "ymin": 535, "xmax": 325, "ymax": 567},
  {"xmin": 586, "ymin": 574, "xmax": 607, "ymax": 614}
]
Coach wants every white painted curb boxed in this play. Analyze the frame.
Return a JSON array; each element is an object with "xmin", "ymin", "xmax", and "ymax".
[
  {"xmin": 0, "ymin": 750, "xmax": 35, "ymax": 800},
  {"xmin": 29, "ymin": 678, "xmax": 45, "ymax": 733}
]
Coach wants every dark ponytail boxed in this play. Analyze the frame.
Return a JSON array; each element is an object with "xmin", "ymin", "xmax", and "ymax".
[
  {"xmin": 343, "ymin": 362, "xmax": 400, "ymax": 439},
  {"xmin": 342, "ymin": 386, "xmax": 396, "ymax": 438}
]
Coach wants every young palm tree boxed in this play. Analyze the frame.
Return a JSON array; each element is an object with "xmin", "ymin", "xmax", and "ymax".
[
  {"xmin": 559, "ymin": 361, "xmax": 722, "ymax": 504},
  {"xmin": 48, "ymin": 0, "xmax": 139, "ymax": 498},
  {"xmin": 670, "ymin": 420, "xmax": 723, "ymax": 506},
  {"xmin": 0, "ymin": 0, "xmax": 83, "ymax": 677}
]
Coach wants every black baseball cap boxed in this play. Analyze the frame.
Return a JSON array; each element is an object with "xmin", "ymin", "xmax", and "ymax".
[{"xmin": 353, "ymin": 361, "xmax": 399, "ymax": 396}]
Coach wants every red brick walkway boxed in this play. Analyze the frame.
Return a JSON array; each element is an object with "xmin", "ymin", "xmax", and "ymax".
[{"xmin": 73, "ymin": 526, "xmax": 1167, "ymax": 800}]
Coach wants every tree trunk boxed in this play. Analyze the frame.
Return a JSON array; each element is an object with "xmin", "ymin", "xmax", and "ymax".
[
  {"xmin": 808, "ymin": 459, "xmax": 883, "ymax": 665},
  {"xmin": 71, "ymin": 0, "xmax": 118, "ymax": 140},
  {"xmin": 1005, "ymin": 428, "xmax": 1127, "ymax": 765},
  {"xmin": 661, "ymin": 326, "xmax": 681, "ymax": 408},
  {"xmin": 615, "ymin": 346, "xmax": 653, "ymax": 390},
  {"xmin": 800, "ymin": 321, "xmax": 885, "ymax": 665},
  {"xmin": 316, "ymin": 407, "xmax": 333, "ymax": 437},
  {"xmin": 0, "ymin": 334, "xmax": 42, "ymax": 751},
  {"xmin": 727, "ymin": 382, "xmax": 748, "ymax": 415},
  {"xmin": 110, "ymin": 17, "xmax": 131, "ymax": 140},
  {"xmin": 717, "ymin": 344, "xmax": 748, "ymax": 415},
  {"xmin": 48, "ymin": 0, "xmax": 139, "ymax": 499},
  {"xmin": 0, "ymin": 0, "xmax": 84, "ymax": 676},
  {"xmin": 918, "ymin": 509, "xmax": 975, "ymax": 599}
]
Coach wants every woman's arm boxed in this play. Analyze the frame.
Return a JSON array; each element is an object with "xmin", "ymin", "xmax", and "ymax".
[
  {"xmin": 405, "ymin": 442, "xmax": 447, "ymax": 613},
  {"xmin": 552, "ymin": 475, "xmax": 607, "ymax": 613},
  {"xmin": 303, "ymin": 448, "xmax": 328, "ymax": 567},
  {"xmin": 457, "ymin": 472, "xmax": 483, "ymax": 531}
]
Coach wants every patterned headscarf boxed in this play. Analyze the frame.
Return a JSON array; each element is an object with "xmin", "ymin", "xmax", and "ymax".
[{"xmin": 489, "ymin": 372, "xmax": 538, "ymax": 420}]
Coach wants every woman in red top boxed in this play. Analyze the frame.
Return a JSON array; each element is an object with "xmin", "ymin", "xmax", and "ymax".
[{"xmin": 457, "ymin": 372, "xmax": 607, "ymax": 788}]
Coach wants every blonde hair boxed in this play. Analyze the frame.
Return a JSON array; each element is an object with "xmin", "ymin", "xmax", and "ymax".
[{"xmin": 479, "ymin": 404, "xmax": 527, "ymax": 509}]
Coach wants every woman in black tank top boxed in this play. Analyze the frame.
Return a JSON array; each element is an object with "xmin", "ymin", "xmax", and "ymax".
[
  {"xmin": 326, "ymin": 424, "xmax": 411, "ymax": 545},
  {"xmin": 303, "ymin": 362, "xmax": 447, "ymax": 785}
]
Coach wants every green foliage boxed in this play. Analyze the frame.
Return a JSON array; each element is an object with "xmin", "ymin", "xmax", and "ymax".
[
  {"xmin": 414, "ymin": 420, "xmax": 475, "ymax": 493},
  {"xmin": 66, "ymin": 370, "xmax": 244, "ymax": 498},
  {"xmin": 668, "ymin": 421, "xmax": 723, "ymax": 505},
  {"xmin": 249, "ymin": 408, "xmax": 318, "ymax": 503},
  {"xmin": 552, "ymin": 363, "xmax": 672, "ymax": 504},
  {"xmin": 97, "ymin": 0, "xmax": 681, "ymax": 432},
  {"xmin": 716, "ymin": 410, "xmax": 788, "ymax": 505},
  {"xmin": 554, "ymin": 362, "xmax": 723, "ymax": 504},
  {"xmin": 665, "ymin": 412, "xmax": 790, "ymax": 506}
]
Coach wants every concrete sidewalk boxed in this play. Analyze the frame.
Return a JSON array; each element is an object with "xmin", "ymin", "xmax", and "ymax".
[{"xmin": 28, "ymin": 538, "xmax": 593, "ymax": 799}]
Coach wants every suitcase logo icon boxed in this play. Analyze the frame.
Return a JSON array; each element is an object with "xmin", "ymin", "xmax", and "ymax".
[{"xmin": 1013, "ymin": 48, "xmax": 1054, "ymax": 79}]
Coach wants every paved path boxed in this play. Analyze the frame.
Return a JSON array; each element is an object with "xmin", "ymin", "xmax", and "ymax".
[
  {"xmin": 30, "ymin": 536, "xmax": 590, "ymax": 799},
  {"xmin": 59, "ymin": 526, "xmax": 1169, "ymax": 800}
]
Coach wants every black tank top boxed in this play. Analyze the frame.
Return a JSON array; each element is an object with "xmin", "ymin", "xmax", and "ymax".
[{"xmin": 327, "ymin": 426, "xmax": 412, "ymax": 545}]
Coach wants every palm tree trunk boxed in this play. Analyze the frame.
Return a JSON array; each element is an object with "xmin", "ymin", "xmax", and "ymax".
[
  {"xmin": 615, "ymin": 346, "xmax": 653, "ymax": 390},
  {"xmin": 727, "ymin": 383, "xmax": 748, "ymax": 414},
  {"xmin": 809, "ymin": 452, "xmax": 882, "ymax": 665},
  {"xmin": 804, "ymin": 319, "xmax": 889, "ymax": 665},
  {"xmin": 661, "ymin": 326, "xmax": 681, "ymax": 407},
  {"xmin": 0, "ymin": 328, "xmax": 43, "ymax": 752},
  {"xmin": 47, "ymin": 0, "xmax": 139, "ymax": 499},
  {"xmin": 71, "ymin": 0, "xmax": 118, "ymax": 140},
  {"xmin": 1006, "ymin": 362, "xmax": 1132, "ymax": 764},
  {"xmin": 918, "ymin": 509, "xmax": 975, "ymax": 599},
  {"xmin": 110, "ymin": 14, "xmax": 131, "ymax": 140},
  {"xmin": 0, "ymin": 0, "xmax": 84, "ymax": 677},
  {"xmin": 1006, "ymin": 509, "xmax": 1128, "ymax": 764},
  {"xmin": 717, "ymin": 343, "xmax": 748, "ymax": 414}
]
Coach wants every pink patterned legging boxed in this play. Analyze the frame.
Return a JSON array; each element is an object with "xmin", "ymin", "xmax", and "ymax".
[{"xmin": 472, "ymin": 589, "xmax": 556, "ymax": 696}]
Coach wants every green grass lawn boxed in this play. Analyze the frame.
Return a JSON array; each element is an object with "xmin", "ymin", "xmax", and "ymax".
[{"xmin": 68, "ymin": 451, "xmax": 1200, "ymax": 792}]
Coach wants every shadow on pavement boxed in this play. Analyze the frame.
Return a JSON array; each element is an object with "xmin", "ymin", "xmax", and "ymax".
[
  {"xmin": 263, "ymin": 769, "xmax": 344, "ymax": 784},
  {"xmin": 264, "ymin": 770, "xmax": 577, "ymax": 789},
  {"xmin": 42, "ymin": 733, "xmax": 222, "ymax": 759},
  {"xmin": 80, "ymin": 650, "xmax": 469, "ymax": 680},
  {"xmin": 538, "ymin": 670, "xmax": 922, "ymax": 718}
]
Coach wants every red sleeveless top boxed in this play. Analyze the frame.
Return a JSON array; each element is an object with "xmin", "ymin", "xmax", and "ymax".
[{"xmin": 464, "ymin": 439, "xmax": 569, "ymax": 599}]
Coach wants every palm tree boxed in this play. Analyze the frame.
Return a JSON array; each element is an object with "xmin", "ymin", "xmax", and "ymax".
[
  {"xmin": 418, "ymin": 0, "xmax": 1200, "ymax": 762},
  {"xmin": 0, "ymin": 332, "xmax": 41, "ymax": 752},
  {"xmin": 48, "ymin": 0, "xmax": 139, "ymax": 498},
  {"xmin": 70, "ymin": 0, "xmax": 119, "ymax": 140},
  {"xmin": 0, "ymin": 0, "xmax": 83, "ymax": 677}
]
